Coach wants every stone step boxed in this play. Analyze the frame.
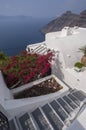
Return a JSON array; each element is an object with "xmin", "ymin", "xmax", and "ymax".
[
  {"xmin": 72, "ymin": 90, "xmax": 86, "ymax": 102},
  {"xmin": 50, "ymin": 100, "xmax": 69, "ymax": 123},
  {"xmin": 0, "ymin": 111, "xmax": 10, "ymax": 130},
  {"xmin": 35, "ymin": 47, "xmax": 47, "ymax": 54},
  {"xmin": 40, "ymin": 50, "xmax": 47, "ymax": 55},
  {"xmin": 67, "ymin": 93, "xmax": 81, "ymax": 106},
  {"xmin": 33, "ymin": 45, "xmax": 42, "ymax": 51},
  {"xmin": 62, "ymin": 96, "xmax": 78, "ymax": 110},
  {"xmin": 16, "ymin": 112, "xmax": 37, "ymax": 130},
  {"xmin": 9, "ymin": 118, "xmax": 19, "ymax": 130},
  {"xmin": 38, "ymin": 48, "xmax": 48, "ymax": 54},
  {"xmin": 42, "ymin": 103, "xmax": 66, "ymax": 130},
  {"xmin": 57, "ymin": 98, "xmax": 73, "ymax": 115},
  {"xmin": 34, "ymin": 45, "xmax": 45, "ymax": 53},
  {"xmin": 31, "ymin": 107, "xmax": 53, "ymax": 130}
]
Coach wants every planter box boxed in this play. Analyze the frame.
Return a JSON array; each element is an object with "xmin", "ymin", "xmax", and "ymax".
[
  {"xmin": 5, "ymin": 75, "xmax": 69, "ymax": 116},
  {"xmin": 74, "ymin": 67, "xmax": 85, "ymax": 72},
  {"xmin": 11, "ymin": 75, "xmax": 69, "ymax": 99}
]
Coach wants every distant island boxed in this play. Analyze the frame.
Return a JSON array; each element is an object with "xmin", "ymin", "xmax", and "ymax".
[
  {"xmin": 42, "ymin": 10, "xmax": 86, "ymax": 34},
  {"xmin": 0, "ymin": 15, "xmax": 33, "ymax": 19}
]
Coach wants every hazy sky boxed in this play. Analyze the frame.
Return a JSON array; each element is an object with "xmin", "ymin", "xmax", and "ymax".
[{"xmin": 0, "ymin": 0, "xmax": 86, "ymax": 17}]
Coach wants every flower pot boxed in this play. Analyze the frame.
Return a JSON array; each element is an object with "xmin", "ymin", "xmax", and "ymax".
[
  {"xmin": 74, "ymin": 66, "xmax": 85, "ymax": 72},
  {"xmin": 74, "ymin": 67, "xmax": 81, "ymax": 72}
]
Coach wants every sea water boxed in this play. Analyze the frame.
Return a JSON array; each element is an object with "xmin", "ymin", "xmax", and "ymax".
[{"xmin": 0, "ymin": 17, "xmax": 46, "ymax": 56}]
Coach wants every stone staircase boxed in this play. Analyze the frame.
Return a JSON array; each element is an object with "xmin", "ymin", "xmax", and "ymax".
[
  {"xmin": 27, "ymin": 44, "xmax": 51, "ymax": 55},
  {"xmin": 0, "ymin": 89, "xmax": 86, "ymax": 130},
  {"xmin": 33, "ymin": 44, "xmax": 48, "ymax": 54}
]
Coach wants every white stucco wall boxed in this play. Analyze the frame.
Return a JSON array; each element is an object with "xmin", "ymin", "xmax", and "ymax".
[{"xmin": 0, "ymin": 71, "xmax": 13, "ymax": 101}]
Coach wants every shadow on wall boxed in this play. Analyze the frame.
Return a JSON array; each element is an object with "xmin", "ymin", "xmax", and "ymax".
[{"xmin": 52, "ymin": 58, "xmax": 64, "ymax": 80}]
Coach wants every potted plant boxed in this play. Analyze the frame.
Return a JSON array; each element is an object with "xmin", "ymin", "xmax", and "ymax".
[
  {"xmin": 79, "ymin": 45, "xmax": 86, "ymax": 66},
  {"xmin": 74, "ymin": 62, "xmax": 84, "ymax": 72}
]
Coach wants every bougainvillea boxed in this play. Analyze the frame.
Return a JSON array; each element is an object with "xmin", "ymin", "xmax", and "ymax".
[{"xmin": 1, "ymin": 51, "xmax": 55, "ymax": 89}]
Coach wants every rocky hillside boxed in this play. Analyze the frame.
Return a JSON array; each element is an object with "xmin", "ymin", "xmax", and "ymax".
[
  {"xmin": 77, "ymin": 10, "xmax": 86, "ymax": 27},
  {"xmin": 42, "ymin": 10, "xmax": 86, "ymax": 34}
]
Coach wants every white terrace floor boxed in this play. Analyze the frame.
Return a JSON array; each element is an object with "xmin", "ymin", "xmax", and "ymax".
[{"xmin": 65, "ymin": 67, "xmax": 86, "ymax": 93}]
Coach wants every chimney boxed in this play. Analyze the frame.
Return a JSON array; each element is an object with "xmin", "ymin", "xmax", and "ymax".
[{"xmin": 61, "ymin": 26, "xmax": 73, "ymax": 37}]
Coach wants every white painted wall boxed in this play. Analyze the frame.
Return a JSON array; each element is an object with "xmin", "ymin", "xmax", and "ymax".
[{"xmin": 0, "ymin": 71, "xmax": 13, "ymax": 101}]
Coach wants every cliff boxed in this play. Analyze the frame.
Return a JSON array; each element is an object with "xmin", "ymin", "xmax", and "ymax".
[{"xmin": 42, "ymin": 10, "xmax": 86, "ymax": 34}]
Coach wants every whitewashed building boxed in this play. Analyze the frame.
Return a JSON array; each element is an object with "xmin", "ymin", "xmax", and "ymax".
[{"xmin": 0, "ymin": 27, "xmax": 86, "ymax": 130}]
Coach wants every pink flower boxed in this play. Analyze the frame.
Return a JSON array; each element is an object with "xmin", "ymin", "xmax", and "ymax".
[{"xmin": 23, "ymin": 75, "xmax": 31, "ymax": 83}]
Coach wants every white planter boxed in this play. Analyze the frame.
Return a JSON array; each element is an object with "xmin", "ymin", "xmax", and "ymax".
[
  {"xmin": 5, "ymin": 74, "xmax": 69, "ymax": 116},
  {"xmin": 11, "ymin": 74, "xmax": 68, "ymax": 98},
  {"xmin": 74, "ymin": 67, "xmax": 85, "ymax": 72}
]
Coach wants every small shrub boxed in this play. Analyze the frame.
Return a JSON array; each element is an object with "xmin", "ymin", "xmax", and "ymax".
[{"xmin": 74, "ymin": 62, "xmax": 84, "ymax": 68}]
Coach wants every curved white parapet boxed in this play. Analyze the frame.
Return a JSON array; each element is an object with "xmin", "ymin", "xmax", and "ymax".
[{"xmin": 0, "ymin": 71, "xmax": 13, "ymax": 101}]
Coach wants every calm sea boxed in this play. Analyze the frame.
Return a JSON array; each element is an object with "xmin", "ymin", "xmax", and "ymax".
[{"xmin": 0, "ymin": 17, "xmax": 47, "ymax": 56}]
